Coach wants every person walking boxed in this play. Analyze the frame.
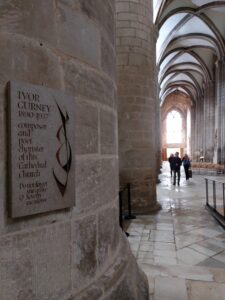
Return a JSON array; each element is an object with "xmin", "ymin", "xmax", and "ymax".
[
  {"xmin": 182, "ymin": 154, "xmax": 191, "ymax": 180},
  {"xmin": 168, "ymin": 153, "xmax": 174, "ymax": 177},
  {"xmin": 171, "ymin": 152, "xmax": 182, "ymax": 185}
]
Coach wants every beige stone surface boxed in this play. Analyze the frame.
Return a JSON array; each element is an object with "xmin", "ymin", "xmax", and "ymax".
[
  {"xmin": 72, "ymin": 215, "xmax": 97, "ymax": 290},
  {"xmin": 56, "ymin": 3, "xmax": 101, "ymax": 67},
  {"xmin": 116, "ymin": 0, "xmax": 160, "ymax": 213},
  {"xmin": 155, "ymin": 277, "xmax": 188, "ymax": 300},
  {"xmin": 187, "ymin": 281, "xmax": 225, "ymax": 300},
  {"xmin": 0, "ymin": 0, "xmax": 149, "ymax": 299},
  {"xmin": 75, "ymin": 100, "xmax": 98, "ymax": 155}
]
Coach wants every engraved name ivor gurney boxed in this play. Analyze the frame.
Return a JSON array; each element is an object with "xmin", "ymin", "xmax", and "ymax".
[{"xmin": 53, "ymin": 101, "xmax": 72, "ymax": 196}]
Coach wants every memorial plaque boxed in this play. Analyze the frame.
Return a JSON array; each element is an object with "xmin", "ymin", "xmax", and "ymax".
[{"xmin": 8, "ymin": 81, "xmax": 75, "ymax": 218}]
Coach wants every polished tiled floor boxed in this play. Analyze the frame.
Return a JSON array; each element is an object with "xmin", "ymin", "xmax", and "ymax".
[{"xmin": 127, "ymin": 163, "xmax": 225, "ymax": 300}]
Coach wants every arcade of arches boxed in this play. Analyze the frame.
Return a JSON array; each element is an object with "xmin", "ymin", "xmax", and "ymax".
[{"xmin": 0, "ymin": 0, "xmax": 225, "ymax": 299}]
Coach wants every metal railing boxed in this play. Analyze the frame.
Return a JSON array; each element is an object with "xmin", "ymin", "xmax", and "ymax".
[
  {"xmin": 119, "ymin": 183, "xmax": 136, "ymax": 236},
  {"xmin": 205, "ymin": 177, "xmax": 225, "ymax": 227}
]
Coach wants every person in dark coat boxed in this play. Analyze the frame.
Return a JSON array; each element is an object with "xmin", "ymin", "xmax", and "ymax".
[
  {"xmin": 168, "ymin": 153, "xmax": 174, "ymax": 177},
  {"xmin": 171, "ymin": 152, "xmax": 182, "ymax": 185},
  {"xmin": 182, "ymin": 154, "xmax": 191, "ymax": 180}
]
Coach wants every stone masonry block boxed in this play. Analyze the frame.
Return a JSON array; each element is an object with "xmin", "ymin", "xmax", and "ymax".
[
  {"xmin": 75, "ymin": 157, "xmax": 118, "ymax": 212},
  {"xmin": 120, "ymin": 37, "xmax": 142, "ymax": 46},
  {"xmin": 28, "ymin": 223, "xmax": 71, "ymax": 299},
  {"xmin": 75, "ymin": 100, "xmax": 98, "ymax": 155},
  {"xmin": 63, "ymin": 59, "xmax": 116, "ymax": 108},
  {"xmin": 119, "ymin": 132, "xmax": 152, "ymax": 149},
  {"xmin": 56, "ymin": 3, "xmax": 100, "ymax": 68},
  {"xmin": 101, "ymin": 35, "xmax": 116, "ymax": 79},
  {"xmin": 100, "ymin": 158, "xmax": 119, "ymax": 205},
  {"xmin": 98, "ymin": 245, "xmax": 127, "ymax": 293},
  {"xmin": 0, "ymin": 0, "xmax": 57, "ymax": 46},
  {"xmin": 116, "ymin": 2, "xmax": 130, "ymax": 12},
  {"xmin": 120, "ymin": 149, "xmax": 155, "ymax": 169},
  {"xmin": 129, "ymin": 53, "xmax": 149, "ymax": 66},
  {"xmin": 0, "ymin": 33, "xmax": 62, "ymax": 89},
  {"xmin": 102, "ymin": 276, "xmax": 136, "ymax": 300},
  {"xmin": 130, "ymin": 21, "xmax": 149, "ymax": 31},
  {"xmin": 75, "ymin": 158, "xmax": 102, "ymax": 212},
  {"xmin": 135, "ymin": 29, "xmax": 148, "ymax": 40},
  {"xmin": 72, "ymin": 215, "xmax": 97, "ymax": 290},
  {"xmin": 100, "ymin": 110, "xmax": 117, "ymax": 155},
  {"xmin": 117, "ymin": 12, "xmax": 139, "ymax": 22},
  {"xmin": 0, "ymin": 85, "xmax": 6, "ymax": 234},
  {"xmin": 0, "ymin": 223, "xmax": 71, "ymax": 300},
  {"xmin": 117, "ymin": 28, "xmax": 136, "ymax": 37},
  {"xmin": 78, "ymin": 0, "xmax": 115, "ymax": 38},
  {"xmin": 117, "ymin": 53, "xmax": 129, "ymax": 66},
  {"xmin": 116, "ymin": 20, "xmax": 131, "ymax": 28},
  {"xmin": 98, "ymin": 207, "xmax": 119, "ymax": 270},
  {"xmin": 74, "ymin": 284, "xmax": 103, "ymax": 300}
]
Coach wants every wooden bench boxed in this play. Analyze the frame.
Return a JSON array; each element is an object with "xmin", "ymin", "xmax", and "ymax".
[{"xmin": 191, "ymin": 162, "xmax": 225, "ymax": 175}]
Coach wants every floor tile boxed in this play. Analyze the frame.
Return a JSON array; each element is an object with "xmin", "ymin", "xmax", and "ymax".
[
  {"xmin": 213, "ymin": 251, "xmax": 225, "ymax": 264},
  {"xmin": 195, "ymin": 239, "xmax": 225, "ymax": 253},
  {"xmin": 175, "ymin": 233, "xmax": 206, "ymax": 249},
  {"xmin": 154, "ymin": 256, "xmax": 178, "ymax": 265},
  {"xmin": 191, "ymin": 228, "xmax": 223, "ymax": 238},
  {"xmin": 138, "ymin": 251, "xmax": 154, "ymax": 259},
  {"xmin": 137, "ymin": 258, "xmax": 154, "ymax": 264},
  {"xmin": 127, "ymin": 163, "xmax": 225, "ymax": 299},
  {"xmin": 189, "ymin": 243, "xmax": 219, "ymax": 257},
  {"xmin": 177, "ymin": 248, "xmax": 208, "ymax": 265},
  {"xmin": 154, "ymin": 242, "xmax": 176, "ymax": 251},
  {"xmin": 197, "ymin": 257, "xmax": 225, "ymax": 269},
  {"xmin": 187, "ymin": 281, "xmax": 225, "ymax": 300},
  {"xmin": 154, "ymin": 277, "xmax": 188, "ymax": 300},
  {"xmin": 154, "ymin": 249, "xmax": 177, "ymax": 258}
]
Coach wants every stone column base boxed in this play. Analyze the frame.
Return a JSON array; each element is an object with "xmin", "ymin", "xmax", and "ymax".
[
  {"xmin": 120, "ymin": 170, "xmax": 161, "ymax": 215},
  {"xmin": 74, "ymin": 234, "xmax": 149, "ymax": 300},
  {"xmin": 133, "ymin": 201, "xmax": 162, "ymax": 215}
]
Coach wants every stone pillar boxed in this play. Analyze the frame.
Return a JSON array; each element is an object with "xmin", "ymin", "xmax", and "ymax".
[
  {"xmin": 203, "ymin": 81, "xmax": 215, "ymax": 161},
  {"xmin": 214, "ymin": 60, "xmax": 220, "ymax": 163},
  {"xmin": 116, "ymin": 0, "xmax": 161, "ymax": 214},
  {"xmin": 195, "ymin": 96, "xmax": 204, "ymax": 161},
  {"xmin": 191, "ymin": 104, "xmax": 197, "ymax": 160},
  {"xmin": 155, "ymin": 45, "xmax": 162, "ymax": 175},
  {"xmin": 217, "ymin": 59, "xmax": 225, "ymax": 164},
  {"xmin": 0, "ymin": 1, "xmax": 149, "ymax": 299}
]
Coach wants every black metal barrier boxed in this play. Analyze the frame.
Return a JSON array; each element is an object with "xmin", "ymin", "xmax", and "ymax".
[
  {"xmin": 205, "ymin": 177, "xmax": 225, "ymax": 228},
  {"xmin": 119, "ymin": 183, "xmax": 136, "ymax": 236}
]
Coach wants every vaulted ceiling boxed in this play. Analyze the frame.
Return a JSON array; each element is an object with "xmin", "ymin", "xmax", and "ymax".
[{"xmin": 154, "ymin": 0, "xmax": 225, "ymax": 104}]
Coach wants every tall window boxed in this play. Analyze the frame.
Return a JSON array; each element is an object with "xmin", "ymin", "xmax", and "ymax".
[{"xmin": 166, "ymin": 110, "xmax": 182, "ymax": 143}]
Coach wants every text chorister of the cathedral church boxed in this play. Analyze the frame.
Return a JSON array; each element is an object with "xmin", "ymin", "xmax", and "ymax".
[{"xmin": 8, "ymin": 81, "xmax": 75, "ymax": 218}]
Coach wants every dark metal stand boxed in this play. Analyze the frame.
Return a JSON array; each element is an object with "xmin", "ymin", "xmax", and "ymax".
[
  {"xmin": 124, "ymin": 183, "xmax": 136, "ymax": 220},
  {"xmin": 119, "ymin": 183, "xmax": 137, "ymax": 237}
]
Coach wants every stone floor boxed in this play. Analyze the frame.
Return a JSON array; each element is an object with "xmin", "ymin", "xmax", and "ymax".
[{"xmin": 127, "ymin": 163, "xmax": 225, "ymax": 300}]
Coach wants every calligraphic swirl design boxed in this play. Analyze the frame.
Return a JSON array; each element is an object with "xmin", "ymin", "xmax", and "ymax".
[{"xmin": 53, "ymin": 102, "xmax": 72, "ymax": 196}]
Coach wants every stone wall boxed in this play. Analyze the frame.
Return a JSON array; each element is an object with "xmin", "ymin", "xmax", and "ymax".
[
  {"xmin": 116, "ymin": 0, "xmax": 161, "ymax": 214},
  {"xmin": 203, "ymin": 81, "xmax": 215, "ymax": 161},
  {"xmin": 0, "ymin": 1, "xmax": 148, "ymax": 299},
  {"xmin": 192, "ymin": 95, "xmax": 204, "ymax": 162}
]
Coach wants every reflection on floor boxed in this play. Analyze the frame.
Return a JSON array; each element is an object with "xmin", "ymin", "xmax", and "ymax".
[{"xmin": 127, "ymin": 162, "xmax": 225, "ymax": 300}]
